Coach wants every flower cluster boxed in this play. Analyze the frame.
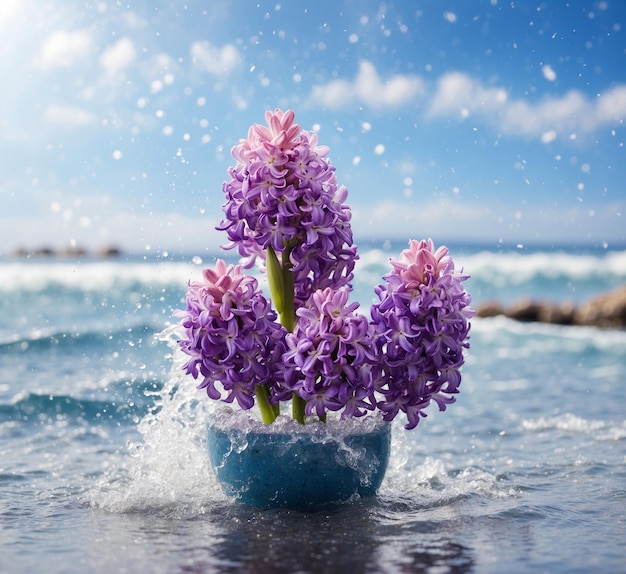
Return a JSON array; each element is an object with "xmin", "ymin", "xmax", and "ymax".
[
  {"xmin": 218, "ymin": 109, "xmax": 357, "ymax": 310},
  {"xmin": 176, "ymin": 260, "xmax": 286, "ymax": 411},
  {"xmin": 281, "ymin": 287, "xmax": 378, "ymax": 419},
  {"xmin": 371, "ymin": 239, "xmax": 474, "ymax": 429},
  {"xmin": 177, "ymin": 109, "xmax": 473, "ymax": 430}
]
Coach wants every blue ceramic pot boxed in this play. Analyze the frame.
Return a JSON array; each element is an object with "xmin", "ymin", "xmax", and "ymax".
[{"xmin": 207, "ymin": 417, "xmax": 391, "ymax": 509}]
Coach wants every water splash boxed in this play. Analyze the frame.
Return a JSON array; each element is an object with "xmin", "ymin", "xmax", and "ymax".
[
  {"xmin": 89, "ymin": 325, "xmax": 520, "ymax": 517},
  {"xmin": 89, "ymin": 325, "xmax": 224, "ymax": 516}
]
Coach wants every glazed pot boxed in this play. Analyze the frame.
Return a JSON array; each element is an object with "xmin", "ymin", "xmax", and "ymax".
[{"xmin": 207, "ymin": 414, "xmax": 391, "ymax": 509}]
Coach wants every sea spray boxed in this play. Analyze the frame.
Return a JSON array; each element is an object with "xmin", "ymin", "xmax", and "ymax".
[
  {"xmin": 89, "ymin": 323, "xmax": 397, "ymax": 514},
  {"xmin": 86, "ymin": 322, "xmax": 508, "ymax": 515},
  {"xmin": 89, "ymin": 325, "xmax": 227, "ymax": 516},
  {"xmin": 91, "ymin": 326, "xmax": 397, "ymax": 513}
]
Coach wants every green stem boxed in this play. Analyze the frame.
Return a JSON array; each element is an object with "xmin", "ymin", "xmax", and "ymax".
[
  {"xmin": 278, "ymin": 244, "xmax": 305, "ymax": 423},
  {"xmin": 266, "ymin": 245, "xmax": 285, "ymax": 316},
  {"xmin": 280, "ymin": 247, "xmax": 297, "ymax": 332},
  {"xmin": 255, "ymin": 385, "xmax": 277, "ymax": 424},
  {"xmin": 266, "ymin": 240, "xmax": 306, "ymax": 424},
  {"xmin": 292, "ymin": 394, "xmax": 306, "ymax": 425}
]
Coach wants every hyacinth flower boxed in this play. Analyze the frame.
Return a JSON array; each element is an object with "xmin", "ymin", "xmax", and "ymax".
[
  {"xmin": 178, "ymin": 109, "xmax": 473, "ymax": 429},
  {"xmin": 176, "ymin": 260, "xmax": 286, "ymax": 424},
  {"xmin": 370, "ymin": 239, "xmax": 474, "ymax": 429},
  {"xmin": 218, "ymin": 108, "xmax": 358, "ymax": 318},
  {"xmin": 217, "ymin": 108, "xmax": 359, "ymax": 422},
  {"xmin": 281, "ymin": 287, "xmax": 379, "ymax": 420}
]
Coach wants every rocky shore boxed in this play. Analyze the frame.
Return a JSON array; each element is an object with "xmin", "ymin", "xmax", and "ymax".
[
  {"xmin": 10, "ymin": 245, "xmax": 122, "ymax": 258},
  {"xmin": 475, "ymin": 284, "xmax": 626, "ymax": 329}
]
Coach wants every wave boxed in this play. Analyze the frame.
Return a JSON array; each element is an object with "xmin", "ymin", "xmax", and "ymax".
[
  {"xmin": 472, "ymin": 315, "xmax": 626, "ymax": 353},
  {"xmin": 1, "ymin": 249, "xmax": 625, "ymax": 294},
  {"xmin": 0, "ymin": 322, "xmax": 161, "ymax": 350},
  {"xmin": 0, "ymin": 382, "xmax": 162, "ymax": 426},
  {"xmin": 358, "ymin": 246, "xmax": 626, "ymax": 277},
  {"xmin": 455, "ymin": 249, "xmax": 626, "ymax": 283},
  {"xmin": 521, "ymin": 413, "xmax": 626, "ymax": 440},
  {"xmin": 0, "ymin": 259, "xmax": 209, "ymax": 294}
]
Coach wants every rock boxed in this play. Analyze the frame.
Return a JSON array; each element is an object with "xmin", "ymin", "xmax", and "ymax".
[
  {"xmin": 475, "ymin": 284, "xmax": 626, "ymax": 329},
  {"xmin": 10, "ymin": 244, "xmax": 123, "ymax": 258},
  {"xmin": 62, "ymin": 246, "xmax": 88, "ymax": 257},
  {"xmin": 33, "ymin": 246, "xmax": 56, "ymax": 257},
  {"xmin": 507, "ymin": 299, "xmax": 543, "ymax": 322},
  {"xmin": 98, "ymin": 245, "xmax": 122, "ymax": 257},
  {"xmin": 574, "ymin": 285, "xmax": 626, "ymax": 329},
  {"xmin": 12, "ymin": 247, "xmax": 30, "ymax": 257},
  {"xmin": 474, "ymin": 301, "xmax": 506, "ymax": 318},
  {"xmin": 538, "ymin": 301, "xmax": 576, "ymax": 325}
]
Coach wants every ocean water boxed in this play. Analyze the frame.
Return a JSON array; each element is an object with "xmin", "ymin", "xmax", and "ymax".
[{"xmin": 1, "ymin": 243, "xmax": 625, "ymax": 573}]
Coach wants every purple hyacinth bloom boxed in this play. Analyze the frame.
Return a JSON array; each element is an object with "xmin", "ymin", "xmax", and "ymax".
[
  {"xmin": 218, "ymin": 109, "xmax": 357, "ymax": 309},
  {"xmin": 282, "ymin": 287, "xmax": 378, "ymax": 419},
  {"xmin": 370, "ymin": 239, "xmax": 474, "ymax": 430},
  {"xmin": 176, "ymin": 259, "xmax": 286, "ymax": 410}
]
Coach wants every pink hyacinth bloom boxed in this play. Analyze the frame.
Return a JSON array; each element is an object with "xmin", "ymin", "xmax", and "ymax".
[
  {"xmin": 218, "ymin": 108, "xmax": 358, "ymax": 310},
  {"xmin": 176, "ymin": 259, "xmax": 286, "ymax": 411},
  {"xmin": 370, "ymin": 239, "xmax": 473, "ymax": 430},
  {"xmin": 389, "ymin": 238, "xmax": 451, "ymax": 288}
]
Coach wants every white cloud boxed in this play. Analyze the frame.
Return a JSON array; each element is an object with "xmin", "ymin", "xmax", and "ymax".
[
  {"xmin": 190, "ymin": 41, "xmax": 241, "ymax": 75},
  {"xmin": 43, "ymin": 104, "xmax": 98, "ymax": 127},
  {"xmin": 310, "ymin": 66, "xmax": 626, "ymax": 138},
  {"xmin": 309, "ymin": 60, "xmax": 424, "ymax": 109},
  {"xmin": 100, "ymin": 212, "xmax": 226, "ymax": 252},
  {"xmin": 37, "ymin": 30, "xmax": 93, "ymax": 68},
  {"xmin": 350, "ymin": 199, "xmax": 625, "ymax": 244},
  {"xmin": 99, "ymin": 38, "xmax": 136, "ymax": 77},
  {"xmin": 121, "ymin": 11, "xmax": 148, "ymax": 30},
  {"xmin": 502, "ymin": 90, "xmax": 590, "ymax": 135},
  {"xmin": 595, "ymin": 85, "xmax": 626, "ymax": 123},
  {"xmin": 1, "ymin": 192, "xmax": 622, "ymax": 255},
  {"xmin": 0, "ymin": 185, "xmax": 225, "ymax": 254},
  {"xmin": 428, "ymin": 72, "xmax": 508, "ymax": 118},
  {"xmin": 351, "ymin": 198, "xmax": 496, "ymax": 241},
  {"xmin": 0, "ymin": 0, "xmax": 19, "ymax": 31},
  {"xmin": 428, "ymin": 72, "xmax": 626, "ymax": 138}
]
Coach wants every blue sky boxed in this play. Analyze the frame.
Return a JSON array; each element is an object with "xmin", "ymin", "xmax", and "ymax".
[{"xmin": 1, "ymin": 0, "xmax": 625, "ymax": 254}]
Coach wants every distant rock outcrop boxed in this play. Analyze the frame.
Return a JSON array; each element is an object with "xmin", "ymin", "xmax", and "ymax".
[
  {"xmin": 97, "ymin": 245, "xmax": 122, "ymax": 258},
  {"xmin": 10, "ymin": 245, "xmax": 123, "ymax": 259},
  {"xmin": 575, "ymin": 285, "xmax": 626, "ymax": 328},
  {"xmin": 475, "ymin": 284, "xmax": 626, "ymax": 329}
]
